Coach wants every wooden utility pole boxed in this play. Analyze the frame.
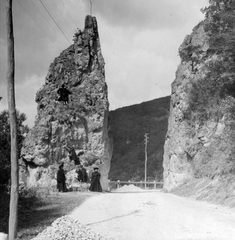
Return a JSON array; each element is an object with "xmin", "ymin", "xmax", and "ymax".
[
  {"xmin": 6, "ymin": 0, "xmax": 19, "ymax": 239},
  {"xmin": 144, "ymin": 133, "xmax": 149, "ymax": 189},
  {"xmin": 89, "ymin": 0, "xmax": 94, "ymax": 15}
]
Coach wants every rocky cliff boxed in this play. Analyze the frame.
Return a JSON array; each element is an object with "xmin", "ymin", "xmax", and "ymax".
[
  {"xmin": 20, "ymin": 15, "xmax": 112, "ymax": 191},
  {"xmin": 163, "ymin": 4, "xmax": 235, "ymax": 207}
]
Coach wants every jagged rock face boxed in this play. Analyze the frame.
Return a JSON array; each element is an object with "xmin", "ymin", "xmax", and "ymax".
[
  {"xmin": 163, "ymin": 24, "xmax": 209, "ymax": 190},
  {"xmin": 163, "ymin": 21, "xmax": 235, "ymax": 205},
  {"xmin": 20, "ymin": 16, "xmax": 112, "ymax": 191}
]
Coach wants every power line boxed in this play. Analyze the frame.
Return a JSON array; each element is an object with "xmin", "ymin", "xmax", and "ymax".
[
  {"xmin": 0, "ymin": 0, "xmax": 3, "ymax": 41},
  {"xmin": 0, "ymin": 0, "xmax": 4, "ymax": 73},
  {"xmin": 30, "ymin": 0, "xmax": 68, "ymax": 46},
  {"xmin": 89, "ymin": 0, "xmax": 95, "ymax": 16},
  {"xmin": 39, "ymin": 0, "xmax": 72, "ymax": 45},
  {"xmin": 15, "ymin": 0, "xmax": 62, "ymax": 51},
  {"xmin": 58, "ymin": 0, "xmax": 78, "ymax": 29},
  {"xmin": 50, "ymin": 0, "xmax": 75, "ymax": 36}
]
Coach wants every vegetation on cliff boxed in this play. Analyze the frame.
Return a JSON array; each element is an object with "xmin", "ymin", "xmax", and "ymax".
[
  {"xmin": 182, "ymin": 1, "xmax": 235, "ymax": 179},
  {"xmin": 109, "ymin": 96, "xmax": 170, "ymax": 181},
  {"xmin": 182, "ymin": 1, "xmax": 235, "ymax": 126},
  {"xmin": 164, "ymin": 1, "xmax": 235, "ymax": 206}
]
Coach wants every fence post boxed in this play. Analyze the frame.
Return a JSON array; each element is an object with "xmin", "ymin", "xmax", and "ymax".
[
  {"xmin": 117, "ymin": 180, "xmax": 120, "ymax": 189},
  {"xmin": 108, "ymin": 180, "xmax": 110, "ymax": 191},
  {"xmin": 154, "ymin": 181, "xmax": 156, "ymax": 189},
  {"xmin": 128, "ymin": 180, "xmax": 130, "ymax": 185}
]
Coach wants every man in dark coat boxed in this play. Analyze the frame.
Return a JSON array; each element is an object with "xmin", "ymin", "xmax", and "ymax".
[
  {"xmin": 76, "ymin": 165, "xmax": 83, "ymax": 182},
  {"xmin": 69, "ymin": 147, "xmax": 81, "ymax": 165},
  {"xmin": 89, "ymin": 167, "xmax": 102, "ymax": 192},
  {"xmin": 81, "ymin": 165, "xmax": 88, "ymax": 182},
  {"xmin": 76, "ymin": 165, "xmax": 88, "ymax": 183},
  {"xmin": 68, "ymin": 147, "xmax": 84, "ymax": 166},
  {"xmin": 56, "ymin": 163, "xmax": 67, "ymax": 192},
  {"xmin": 57, "ymin": 84, "xmax": 71, "ymax": 104}
]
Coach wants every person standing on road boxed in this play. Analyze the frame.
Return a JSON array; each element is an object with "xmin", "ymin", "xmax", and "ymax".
[
  {"xmin": 89, "ymin": 166, "xmax": 102, "ymax": 192},
  {"xmin": 57, "ymin": 163, "xmax": 67, "ymax": 192}
]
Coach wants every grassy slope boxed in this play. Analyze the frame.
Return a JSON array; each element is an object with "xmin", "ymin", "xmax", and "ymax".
[
  {"xmin": 0, "ymin": 191, "xmax": 91, "ymax": 240},
  {"xmin": 109, "ymin": 96, "xmax": 170, "ymax": 181}
]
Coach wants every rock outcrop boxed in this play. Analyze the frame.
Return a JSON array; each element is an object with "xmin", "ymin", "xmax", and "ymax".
[
  {"xmin": 20, "ymin": 15, "xmax": 112, "ymax": 191},
  {"xmin": 163, "ymin": 17, "xmax": 235, "ymax": 206}
]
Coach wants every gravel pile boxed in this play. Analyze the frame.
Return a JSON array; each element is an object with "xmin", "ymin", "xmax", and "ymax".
[
  {"xmin": 32, "ymin": 215, "xmax": 113, "ymax": 240},
  {"xmin": 114, "ymin": 184, "xmax": 144, "ymax": 192}
]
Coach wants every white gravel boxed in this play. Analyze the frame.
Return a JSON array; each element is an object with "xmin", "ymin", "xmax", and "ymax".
[
  {"xmin": 31, "ymin": 215, "xmax": 113, "ymax": 240},
  {"xmin": 113, "ymin": 184, "xmax": 144, "ymax": 192}
]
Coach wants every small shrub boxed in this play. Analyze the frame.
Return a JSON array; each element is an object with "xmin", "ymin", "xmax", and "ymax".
[{"xmin": 19, "ymin": 185, "xmax": 52, "ymax": 199}]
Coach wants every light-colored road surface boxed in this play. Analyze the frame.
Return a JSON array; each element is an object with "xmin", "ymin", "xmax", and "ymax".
[{"xmin": 70, "ymin": 190, "xmax": 235, "ymax": 240}]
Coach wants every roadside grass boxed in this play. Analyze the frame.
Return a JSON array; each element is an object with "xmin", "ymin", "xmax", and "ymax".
[
  {"xmin": 0, "ymin": 190, "xmax": 92, "ymax": 240},
  {"xmin": 171, "ymin": 176, "xmax": 235, "ymax": 208}
]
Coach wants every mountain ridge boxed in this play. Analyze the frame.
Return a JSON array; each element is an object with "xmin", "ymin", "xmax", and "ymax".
[{"xmin": 109, "ymin": 96, "xmax": 170, "ymax": 182}]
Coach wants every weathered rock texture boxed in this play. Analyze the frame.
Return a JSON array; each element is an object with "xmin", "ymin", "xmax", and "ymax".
[
  {"xmin": 20, "ymin": 16, "xmax": 112, "ymax": 191},
  {"xmin": 163, "ymin": 22, "xmax": 235, "ymax": 206}
]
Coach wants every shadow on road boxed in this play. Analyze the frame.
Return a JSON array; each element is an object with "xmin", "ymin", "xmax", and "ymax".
[{"xmin": 86, "ymin": 210, "xmax": 140, "ymax": 226}]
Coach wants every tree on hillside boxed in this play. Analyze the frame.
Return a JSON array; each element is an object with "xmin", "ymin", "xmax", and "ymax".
[
  {"xmin": 202, "ymin": 0, "xmax": 235, "ymax": 107},
  {"xmin": 202, "ymin": 0, "xmax": 235, "ymax": 56},
  {"xmin": 109, "ymin": 97, "xmax": 170, "ymax": 182},
  {"xmin": 0, "ymin": 110, "xmax": 29, "ymax": 187},
  {"xmin": 184, "ymin": 1, "xmax": 235, "ymax": 125}
]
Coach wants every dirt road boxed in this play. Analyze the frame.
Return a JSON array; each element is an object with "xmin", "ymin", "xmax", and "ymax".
[{"xmin": 70, "ymin": 189, "xmax": 235, "ymax": 240}]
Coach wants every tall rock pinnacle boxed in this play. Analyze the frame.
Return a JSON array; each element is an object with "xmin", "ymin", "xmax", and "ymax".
[{"xmin": 20, "ymin": 16, "xmax": 112, "ymax": 191}]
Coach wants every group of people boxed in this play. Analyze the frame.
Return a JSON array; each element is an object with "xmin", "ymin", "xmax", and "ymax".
[
  {"xmin": 56, "ymin": 163, "xmax": 102, "ymax": 193},
  {"xmin": 56, "ymin": 84, "xmax": 103, "ymax": 192}
]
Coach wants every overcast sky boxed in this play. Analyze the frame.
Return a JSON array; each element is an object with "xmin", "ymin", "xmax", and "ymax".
[{"xmin": 0, "ymin": 0, "xmax": 208, "ymax": 127}]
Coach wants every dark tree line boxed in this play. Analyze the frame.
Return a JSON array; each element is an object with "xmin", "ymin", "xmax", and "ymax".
[{"xmin": 0, "ymin": 110, "xmax": 29, "ymax": 188}]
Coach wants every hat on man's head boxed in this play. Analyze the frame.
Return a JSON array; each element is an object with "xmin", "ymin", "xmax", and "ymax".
[
  {"xmin": 59, "ymin": 162, "xmax": 64, "ymax": 168},
  {"xmin": 92, "ymin": 164, "xmax": 99, "ymax": 170}
]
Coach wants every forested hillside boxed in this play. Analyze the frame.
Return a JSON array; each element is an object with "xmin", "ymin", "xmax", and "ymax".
[{"xmin": 109, "ymin": 96, "xmax": 170, "ymax": 181}]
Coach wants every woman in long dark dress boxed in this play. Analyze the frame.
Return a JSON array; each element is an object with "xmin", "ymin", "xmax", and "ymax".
[
  {"xmin": 57, "ymin": 163, "xmax": 67, "ymax": 192},
  {"xmin": 89, "ymin": 167, "xmax": 102, "ymax": 192}
]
